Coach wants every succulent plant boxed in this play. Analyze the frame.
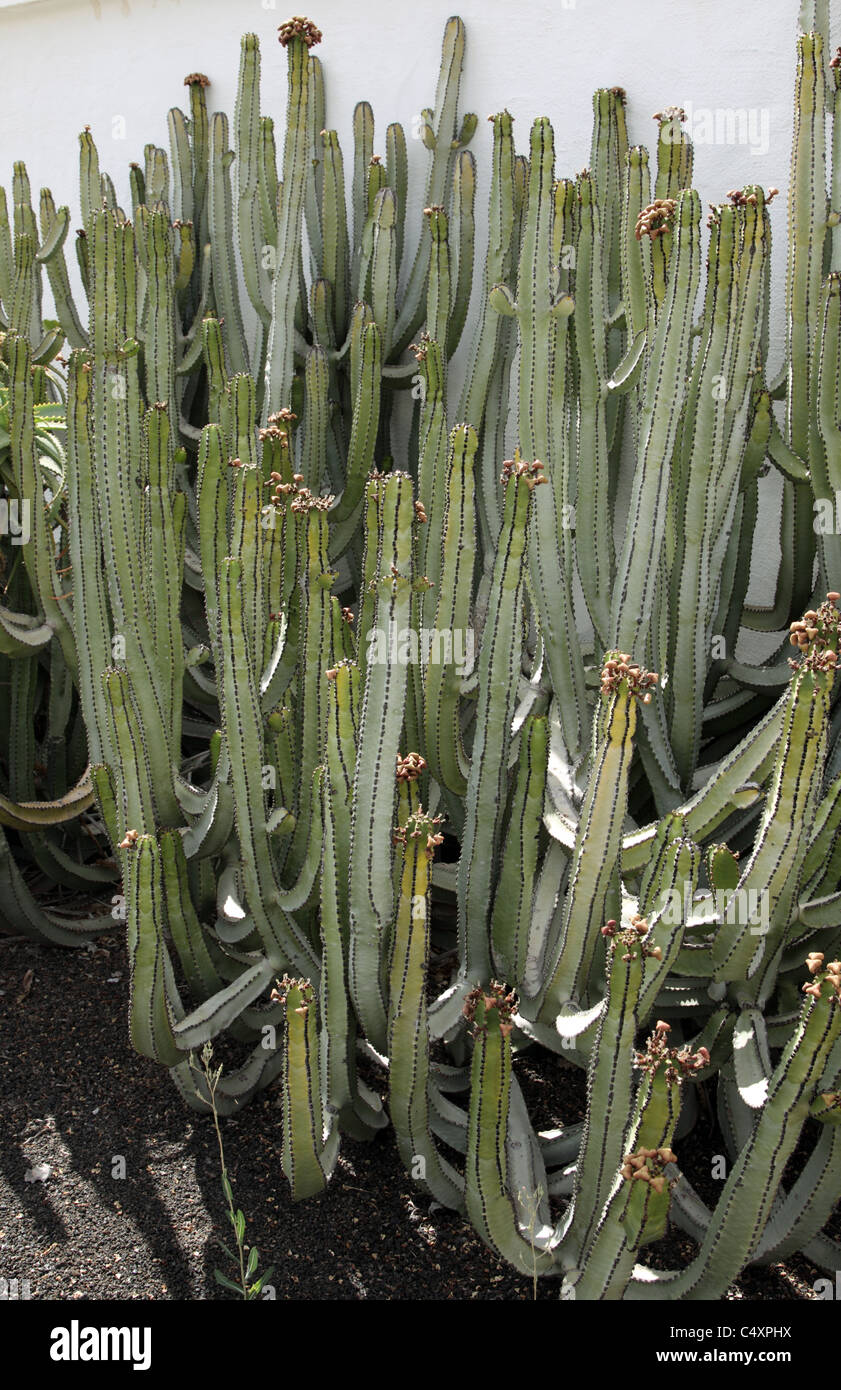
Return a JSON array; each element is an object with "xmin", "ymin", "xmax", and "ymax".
[{"xmin": 2, "ymin": 5, "xmax": 841, "ymax": 1299}]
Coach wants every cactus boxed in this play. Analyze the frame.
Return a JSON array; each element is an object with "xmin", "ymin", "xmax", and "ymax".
[{"xmin": 3, "ymin": 6, "xmax": 841, "ymax": 1301}]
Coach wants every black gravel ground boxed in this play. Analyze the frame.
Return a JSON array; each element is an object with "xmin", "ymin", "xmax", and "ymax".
[{"xmin": 0, "ymin": 930, "xmax": 836, "ymax": 1303}]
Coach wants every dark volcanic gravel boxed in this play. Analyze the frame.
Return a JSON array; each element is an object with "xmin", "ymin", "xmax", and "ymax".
[{"xmin": 0, "ymin": 931, "xmax": 834, "ymax": 1301}]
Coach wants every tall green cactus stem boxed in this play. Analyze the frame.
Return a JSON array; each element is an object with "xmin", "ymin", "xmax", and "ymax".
[
  {"xmin": 573, "ymin": 169, "xmax": 613, "ymax": 644},
  {"xmin": 125, "ymin": 833, "xmax": 184, "ymax": 1067},
  {"xmin": 712, "ymin": 608, "xmax": 836, "ymax": 985},
  {"xmin": 348, "ymin": 472, "xmax": 415, "ymax": 1051},
  {"xmin": 388, "ymin": 794, "xmax": 463, "ymax": 1208},
  {"xmin": 787, "ymin": 30, "xmax": 825, "ymax": 615},
  {"xmin": 535, "ymin": 654, "xmax": 659, "ymax": 1020},
  {"xmin": 392, "ymin": 17, "xmax": 473, "ymax": 356},
  {"xmin": 667, "ymin": 192, "xmax": 768, "ymax": 786},
  {"xmin": 501, "ymin": 117, "xmax": 586, "ymax": 754},
  {"xmin": 574, "ymin": 1021, "xmax": 705, "ymax": 1299},
  {"xmin": 490, "ymin": 714, "xmax": 548, "ymax": 988},
  {"xmin": 813, "ymin": 274, "xmax": 841, "ymax": 592},
  {"xmin": 235, "ymin": 35, "xmax": 272, "ymax": 338},
  {"xmin": 38, "ymin": 189, "xmax": 87, "ymax": 348},
  {"xmin": 458, "ymin": 110, "xmax": 515, "ymax": 550},
  {"xmin": 274, "ymin": 975, "xmax": 338, "ymax": 1199},
  {"xmin": 464, "ymin": 983, "xmax": 557, "ymax": 1275},
  {"xmin": 423, "ymin": 422, "xmax": 476, "ymax": 796},
  {"xmin": 628, "ymin": 959, "xmax": 841, "ymax": 1299},
  {"xmin": 651, "ymin": 108, "xmax": 693, "ymax": 296},
  {"xmin": 589, "ymin": 87, "xmax": 628, "ymax": 469},
  {"xmin": 208, "ymin": 112, "xmax": 249, "ymax": 377},
  {"xmin": 264, "ymin": 19, "xmax": 321, "ymax": 419},
  {"xmin": 218, "ymin": 554, "xmax": 319, "ymax": 977},
  {"xmin": 319, "ymin": 129, "xmax": 350, "ymax": 344},
  {"xmin": 611, "ymin": 190, "xmax": 701, "ymax": 658},
  {"xmin": 457, "ymin": 459, "xmax": 540, "ymax": 983}
]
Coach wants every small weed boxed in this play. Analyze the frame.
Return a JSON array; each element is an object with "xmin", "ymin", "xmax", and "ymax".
[{"xmin": 191, "ymin": 1042, "xmax": 274, "ymax": 1300}]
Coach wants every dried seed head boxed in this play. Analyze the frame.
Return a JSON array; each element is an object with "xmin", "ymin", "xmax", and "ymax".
[
  {"xmin": 396, "ymin": 751, "xmax": 427, "ymax": 783},
  {"xmin": 271, "ymin": 975, "xmax": 315, "ymax": 1009},
  {"xmin": 393, "ymin": 803, "xmax": 444, "ymax": 857},
  {"xmin": 635, "ymin": 197, "xmax": 677, "ymax": 241},
  {"xmin": 463, "ymin": 980, "xmax": 519, "ymax": 1034},
  {"xmin": 600, "ymin": 650, "xmax": 659, "ymax": 702},
  {"xmin": 278, "ymin": 16, "xmax": 322, "ymax": 47},
  {"xmin": 500, "ymin": 457, "xmax": 548, "ymax": 490}
]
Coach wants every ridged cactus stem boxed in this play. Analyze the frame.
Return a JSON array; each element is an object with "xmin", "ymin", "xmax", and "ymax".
[
  {"xmin": 712, "ymin": 616, "xmax": 835, "ymax": 987},
  {"xmin": 391, "ymin": 17, "xmax": 472, "ymax": 356},
  {"xmin": 275, "ymin": 976, "xmax": 338, "ymax": 1200},
  {"xmin": 388, "ymin": 794, "xmax": 463, "ymax": 1208},
  {"xmin": 787, "ymin": 30, "xmax": 826, "ymax": 615},
  {"xmin": 574, "ymin": 1020, "xmax": 704, "ymax": 1299},
  {"xmin": 611, "ymin": 189, "xmax": 701, "ymax": 657},
  {"xmin": 264, "ymin": 18, "xmax": 322, "ymax": 418},
  {"xmin": 535, "ymin": 654, "xmax": 658, "ymax": 1020},
  {"xmin": 464, "ymin": 983, "xmax": 557, "ymax": 1276},
  {"xmin": 348, "ymin": 472, "xmax": 415, "ymax": 1052},
  {"xmin": 457, "ymin": 459, "xmax": 539, "ymax": 982},
  {"xmin": 628, "ymin": 958, "xmax": 841, "ymax": 1299},
  {"xmin": 423, "ymin": 422, "xmax": 476, "ymax": 796}
]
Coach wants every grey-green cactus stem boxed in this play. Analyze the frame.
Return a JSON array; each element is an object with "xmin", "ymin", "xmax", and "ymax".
[{"xmin": 264, "ymin": 18, "xmax": 322, "ymax": 419}]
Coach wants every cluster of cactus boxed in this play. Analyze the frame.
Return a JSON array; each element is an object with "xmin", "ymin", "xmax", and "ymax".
[{"xmin": 2, "ymin": 2, "xmax": 841, "ymax": 1298}]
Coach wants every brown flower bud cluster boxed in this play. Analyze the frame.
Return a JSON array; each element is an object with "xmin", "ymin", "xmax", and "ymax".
[
  {"xmin": 278, "ymin": 17, "xmax": 322, "ymax": 48},
  {"xmin": 634, "ymin": 1020, "xmax": 711, "ymax": 1084},
  {"xmin": 723, "ymin": 185, "xmax": 778, "ymax": 209},
  {"xmin": 392, "ymin": 804, "xmax": 444, "ymax": 858},
  {"xmin": 620, "ymin": 1145, "xmax": 677, "ymax": 1195},
  {"xmin": 635, "ymin": 198, "xmax": 677, "ymax": 241},
  {"xmin": 788, "ymin": 592, "xmax": 841, "ymax": 671},
  {"xmin": 341, "ymin": 606, "xmax": 354, "ymax": 625},
  {"xmin": 500, "ymin": 458, "xmax": 548, "ymax": 490},
  {"xmin": 802, "ymin": 951, "xmax": 841, "ymax": 1001},
  {"xmin": 414, "ymin": 499, "xmax": 428, "ymax": 523},
  {"xmin": 270, "ymin": 975, "xmax": 315, "ymax": 1014},
  {"xmin": 423, "ymin": 204, "xmax": 445, "ymax": 216},
  {"xmin": 463, "ymin": 980, "xmax": 518, "ymax": 1038},
  {"xmin": 396, "ymin": 751, "xmax": 427, "ymax": 783},
  {"xmin": 409, "ymin": 332, "xmax": 430, "ymax": 363},
  {"xmin": 652, "ymin": 106, "xmax": 686, "ymax": 125},
  {"xmin": 831, "ymin": 47, "xmax": 841, "ymax": 69},
  {"xmin": 258, "ymin": 424, "xmax": 290, "ymax": 447},
  {"xmin": 268, "ymin": 407, "xmax": 298, "ymax": 426},
  {"xmin": 601, "ymin": 914, "xmax": 663, "ymax": 964},
  {"xmin": 184, "ymin": 72, "xmax": 210, "ymax": 87},
  {"xmin": 600, "ymin": 652, "xmax": 659, "ymax": 703},
  {"xmin": 267, "ymin": 471, "xmax": 334, "ymax": 513},
  {"xmin": 118, "ymin": 828, "xmax": 139, "ymax": 850}
]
